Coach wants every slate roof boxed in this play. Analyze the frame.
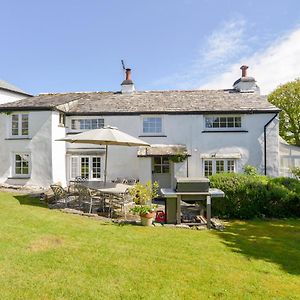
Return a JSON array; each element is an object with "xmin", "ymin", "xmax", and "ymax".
[
  {"xmin": 233, "ymin": 76, "xmax": 256, "ymax": 86},
  {"xmin": 0, "ymin": 89, "xmax": 280, "ymax": 114},
  {"xmin": 0, "ymin": 80, "xmax": 31, "ymax": 96}
]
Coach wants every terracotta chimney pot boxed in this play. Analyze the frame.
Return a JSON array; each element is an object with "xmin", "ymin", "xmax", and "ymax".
[
  {"xmin": 240, "ymin": 65, "xmax": 249, "ymax": 77},
  {"xmin": 125, "ymin": 68, "xmax": 132, "ymax": 81}
]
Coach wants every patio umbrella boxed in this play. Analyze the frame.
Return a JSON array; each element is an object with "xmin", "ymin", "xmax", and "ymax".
[{"xmin": 58, "ymin": 126, "xmax": 150, "ymax": 184}]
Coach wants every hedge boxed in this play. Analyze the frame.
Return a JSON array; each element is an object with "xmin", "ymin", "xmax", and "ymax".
[{"xmin": 209, "ymin": 173, "xmax": 300, "ymax": 219}]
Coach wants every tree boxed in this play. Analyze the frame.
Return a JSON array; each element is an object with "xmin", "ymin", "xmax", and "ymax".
[{"xmin": 268, "ymin": 79, "xmax": 300, "ymax": 146}]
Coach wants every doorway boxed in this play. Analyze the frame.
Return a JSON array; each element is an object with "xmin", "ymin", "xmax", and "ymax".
[{"xmin": 152, "ymin": 156, "xmax": 172, "ymax": 189}]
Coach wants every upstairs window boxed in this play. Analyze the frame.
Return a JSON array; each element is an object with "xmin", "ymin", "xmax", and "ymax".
[
  {"xmin": 71, "ymin": 118, "xmax": 104, "ymax": 131},
  {"xmin": 143, "ymin": 117, "xmax": 162, "ymax": 134},
  {"xmin": 11, "ymin": 114, "xmax": 29, "ymax": 137},
  {"xmin": 205, "ymin": 116, "xmax": 242, "ymax": 129},
  {"xmin": 59, "ymin": 113, "xmax": 66, "ymax": 127}
]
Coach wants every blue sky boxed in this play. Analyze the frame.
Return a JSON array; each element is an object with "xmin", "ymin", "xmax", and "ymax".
[{"xmin": 1, "ymin": 0, "xmax": 300, "ymax": 95}]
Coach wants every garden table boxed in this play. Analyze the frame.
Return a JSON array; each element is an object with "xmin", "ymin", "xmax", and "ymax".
[
  {"xmin": 70, "ymin": 181, "xmax": 131, "ymax": 194},
  {"xmin": 69, "ymin": 181, "xmax": 133, "ymax": 217}
]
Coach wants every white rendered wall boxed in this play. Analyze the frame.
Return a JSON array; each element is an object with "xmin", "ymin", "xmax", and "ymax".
[
  {"xmin": 51, "ymin": 112, "xmax": 67, "ymax": 186},
  {"xmin": 138, "ymin": 157, "xmax": 152, "ymax": 184},
  {"xmin": 0, "ymin": 110, "xmax": 280, "ymax": 188},
  {"xmin": 0, "ymin": 111, "xmax": 53, "ymax": 187},
  {"xmin": 64, "ymin": 113, "xmax": 280, "ymax": 186},
  {"xmin": 0, "ymin": 90, "xmax": 29, "ymax": 105},
  {"xmin": 279, "ymin": 140, "xmax": 300, "ymax": 177},
  {"xmin": 0, "ymin": 111, "xmax": 279, "ymax": 187}
]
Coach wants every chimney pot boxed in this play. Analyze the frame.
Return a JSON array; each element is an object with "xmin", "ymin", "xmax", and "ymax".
[
  {"xmin": 125, "ymin": 68, "xmax": 132, "ymax": 81},
  {"xmin": 121, "ymin": 67, "xmax": 135, "ymax": 93},
  {"xmin": 240, "ymin": 65, "xmax": 249, "ymax": 77}
]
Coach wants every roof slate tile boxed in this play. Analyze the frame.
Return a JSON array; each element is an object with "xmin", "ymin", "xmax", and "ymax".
[{"xmin": 0, "ymin": 89, "xmax": 279, "ymax": 114}]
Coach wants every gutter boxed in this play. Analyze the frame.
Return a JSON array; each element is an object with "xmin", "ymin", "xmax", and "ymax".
[
  {"xmin": 0, "ymin": 107, "xmax": 68, "ymax": 113},
  {"xmin": 264, "ymin": 113, "xmax": 278, "ymax": 175},
  {"xmin": 64, "ymin": 109, "xmax": 280, "ymax": 116},
  {"xmin": 0, "ymin": 108, "xmax": 281, "ymax": 115}
]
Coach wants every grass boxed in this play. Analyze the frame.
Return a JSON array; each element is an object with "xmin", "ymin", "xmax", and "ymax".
[{"xmin": 0, "ymin": 191, "xmax": 300, "ymax": 300}]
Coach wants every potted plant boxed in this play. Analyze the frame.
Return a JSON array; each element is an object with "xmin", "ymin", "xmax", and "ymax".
[{"xmin": 129, "ymin": 181, "xmax": 159, "ymax": 226}]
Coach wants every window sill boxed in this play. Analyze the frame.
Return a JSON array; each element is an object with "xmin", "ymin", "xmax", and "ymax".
[
  {"xmin": 139, "ymin": 135, "xmax": 167, "ymax": 138},
  {"xmin": 202, "ymin": 130, "xmax": 248, "ymax": 133},
  {"xmin": 5, "ymin": 137, "xmax": 32, "ymax": 140},
  {"xmin": 67, "ymin": 131, "xmax": 82, "ymax": 134},
  {"xmin": 7, "ymin": 176, "xmax": 31, "ymax": 179}
]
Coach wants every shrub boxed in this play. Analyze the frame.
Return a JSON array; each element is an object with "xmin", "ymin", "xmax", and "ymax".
[
  {"xmin": 209, "ymin": 173, "xmax": 300, "ymax": 219},
  {"xmin": 291, "ymin": 167, "xmax": 300, "ymax": 179},
  {"xmin": 267, "ymin": 177, "xmax": 300, "ymax": 217},
  {"xmin": 243, "ymin": 164, "xmax": 258, "ymax": 176}
]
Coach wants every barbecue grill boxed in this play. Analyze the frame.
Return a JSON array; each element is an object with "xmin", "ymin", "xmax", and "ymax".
[
  {"xmin": 175, "ymin": 177, "xmax": 210, "ymax": 193},
  {"xmin": 160, "ymin": 177, "xmax": 224, "ymax": 228}
]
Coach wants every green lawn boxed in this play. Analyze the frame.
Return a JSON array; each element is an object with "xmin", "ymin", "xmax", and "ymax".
[{"xmin": 1, "ymin": 191, "xmax": 300, "ymax": 300}]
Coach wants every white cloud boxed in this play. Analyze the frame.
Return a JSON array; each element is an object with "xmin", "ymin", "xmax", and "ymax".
[
  {"xmin": 200, "ymin": 26, "xmax": 300, "ymax": 94},
  {"xmin": 201, "ymin": 18, "xmax": 246, "ymax": 65},
  {"xmin": 153, "ymin": 17, "xmax": 247, "ymax": 89}
]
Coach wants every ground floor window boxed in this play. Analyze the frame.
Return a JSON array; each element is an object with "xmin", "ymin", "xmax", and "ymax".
[
  {"xmin": 204, "ymin": 160, "xmax": 213, "ymax": 177},
  {"xmin": 203, "ymin": 159, "xmax": 236, "ymax": 177},
  {"xmin": 70, "ymin": 156, "xmax": 102, "ymax": 180},
  {"xmin": 13, "ymin": 153, "xmax": 30, "ymax": 177}
]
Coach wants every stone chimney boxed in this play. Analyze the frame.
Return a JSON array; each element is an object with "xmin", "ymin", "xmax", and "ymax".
[
  {"xmin": 233, "ymin": 65, "xmax": 260, "ymax": 93},
  {"xmin": 121, "ymin": 68, "xmax": 135, "ymax": 94}
]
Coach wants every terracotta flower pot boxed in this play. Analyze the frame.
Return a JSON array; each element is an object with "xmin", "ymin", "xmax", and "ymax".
[{"xmin": 140, "ymin": 211, "xmax": 156, "ymax": 226}]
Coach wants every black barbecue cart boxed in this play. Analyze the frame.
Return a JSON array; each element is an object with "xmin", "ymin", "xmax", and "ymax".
[{"xmin": 160, "ymin": 177, "xmax": 224, "ymax": 229}]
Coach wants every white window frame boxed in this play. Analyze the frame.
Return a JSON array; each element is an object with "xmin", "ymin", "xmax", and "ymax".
[
  {"xmin": 10, "ymin": 113, "xmax": 29, "ymax": 137},
  {"xmin": 203, "ymin": 159, "xmax": 236, "ymax": 177},
  {"xmin": 141, "ymin": 115, "xmax": 163, "ymax": 135},
  {"xmin": 70, "ymin": 118, "xmax": 104, "ymax": 132},
  {"xmin": 204, "ymin": 115, "xmax": 243, "ymax": 131},
  {"xmin": 12, "ymin": 153, "xmax": 31, "ymax": 178},
  {"xmin": 59, "ymin": 113, "xmax": 66, "ymax": 127},
  {"xmin": 69, "ymin": 155, "xmax": 103, "ymax": 180},
  {"xmin": 204, "ymin": 160, "xmax": 213, "ymax": 177}
]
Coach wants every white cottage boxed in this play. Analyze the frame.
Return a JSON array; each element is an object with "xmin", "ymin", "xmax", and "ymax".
[
  {"xmin": 0, "ymin": 67, "xmax": 281, "ymax": 188},
  {"xmin": 0, "ymin": 79, "xmax": 31, "ymax": 104}
]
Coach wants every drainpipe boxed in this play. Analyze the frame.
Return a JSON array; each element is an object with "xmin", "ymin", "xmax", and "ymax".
[
  {"xmin": 186, "ymin": 156, "xmax": 189, "ymax": 177},
  {"xmin": 264, "ymin": 113, "xmax": 278, "ymax": 175}
]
